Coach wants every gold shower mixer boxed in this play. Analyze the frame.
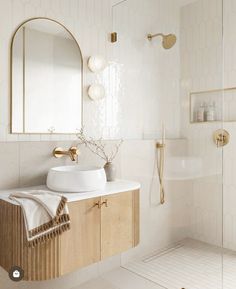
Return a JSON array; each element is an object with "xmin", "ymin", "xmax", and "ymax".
[{"xmin": 213, "ymin": 129, "xmax": 230, "ymax": 147}]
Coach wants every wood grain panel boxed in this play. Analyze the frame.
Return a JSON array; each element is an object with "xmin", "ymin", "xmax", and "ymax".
[
  {"xmin": 101, "ymin": 191, "xmax": 134, "ymax": 259},
  {"xmin": 0, "ymin": 190, "xmax": 140, "ymax": 281},
  {"xmin": 0, "ymin": 200, "xmax": 60, "ymax": 281},
  {"xmin": 60, "ymin": 198, "xmax": 101, "ymax": 275},
  {"xmin": 133, "ymin": 190, "xmax": 140, "ymax": 247}
]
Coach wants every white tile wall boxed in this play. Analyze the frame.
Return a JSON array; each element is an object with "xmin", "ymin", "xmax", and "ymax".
[
  {"xmin": 111, "ymin": 0, "xmax": 180, "ymax": 139},
  {"xmin": 222, "ymin": 0, "xmax": 236, "ymax": 251},
  {"xmin": 180, "ymin": 0, "xmax": 224, "ymax": 247},
  {"xmin": 180, "ymin": 0, "xmax": 236, "ymax": 252},
  {"xmin": 0, "ymin": 0, "xmax": 181, "ymax": 141}
]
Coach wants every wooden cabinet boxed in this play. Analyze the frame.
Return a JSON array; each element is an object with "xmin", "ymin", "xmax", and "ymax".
[
  {"xmin": 101, "ymin": 191, "xmax": 134, "ymax": 259},
  {"xmin": 60, "ymin": 197, "xmax": 101, "ymax": 275},
  {"xmin": 60, "ymin": 189, "xmax": 139, "ymax": 274},
  {"xmin": 0, "ymin": 189, "xmax": 139, "ymax": 281}
]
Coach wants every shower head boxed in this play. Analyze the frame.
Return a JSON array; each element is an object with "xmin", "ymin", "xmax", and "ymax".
[
  {"xmin": 162, "ymin": 34, "xmax": 177, "ymax": 49},
  {"xmin": 147, "ymin": 33, "xmax": 177, "ymax": 49}
]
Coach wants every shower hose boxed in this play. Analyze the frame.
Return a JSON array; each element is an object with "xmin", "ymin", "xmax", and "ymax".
[{"xmin": 156, "ymin": 142, "xmax": 165, "ymax": 204}]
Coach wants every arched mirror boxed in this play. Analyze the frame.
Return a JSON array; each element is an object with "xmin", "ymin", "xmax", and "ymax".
[{"xmin": 11, "ymin": 18, "xmax": 83, "ymax": 134}]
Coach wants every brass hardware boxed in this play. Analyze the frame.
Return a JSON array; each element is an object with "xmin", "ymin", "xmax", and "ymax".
[
  {"xmin": 94, "ymin": 200, "xmax": 108, "ymax": 208},
  {"xmin": 94, "ymin": 201, "xmax": 101, "ymax": 209},
  {"xmin": 101, "ymin": 199, "xmax": 108, "ymax": 207},
  {"xmin": 10, "ymin": 17, "xmax": 84, "ymax": 134},
  {"xmin": 147, "ymin": 33, "xmax": 153, "ymax": 41},
  {"xmin": 147, "ymin": 33, "xmax": 176, "ymax": 49},
  {"xmin": 213, "ymin": 129, "xmax": 230, "ymax": 147},
  {"xmin": 23, "ymin": 27, "xmax": 26, "ymax": 133},
  {"xmin": 111, "ymin": 32, "xmax": 117, "ymax": 43},
  {"xmin": 156, "ymin": 143, "xmax": 165, "ymax": 149},
  {"xmin": 53, "ymin": 146, "xmax": 80, "ymax": 161},
  {"xmin": 156, "ymin": 142, "xmax": 165, "ymax": 205},
  {"xmin": 147, "ymin": 33, "xmax": 164, "ymax": 41}
]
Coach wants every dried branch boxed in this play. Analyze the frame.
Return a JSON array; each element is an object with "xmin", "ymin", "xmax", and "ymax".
[
  {"xmin": 77, "ymin": 128, "xmax": 123, "ymax": 163},
  {"xmin": 108, "ymin": 139, "xmax": 123, "ymax": 162}
]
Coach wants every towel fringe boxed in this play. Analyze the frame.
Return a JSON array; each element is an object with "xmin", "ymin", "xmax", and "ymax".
[
  {"xmin": 56, "ymin": 196, "xmax": 68, "ymax": 217},
  {"xmin": 29, "ymin": 214, "xmax": 70, "ymax": 237},
  {"xmin": 28, "ymin": 223, "xmax": 71, "ymax": 247}
]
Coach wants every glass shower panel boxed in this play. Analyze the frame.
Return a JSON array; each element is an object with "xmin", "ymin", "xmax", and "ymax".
[
  {"xmin": 114, "ymin": 0, "xmax": 224, "ymax": 288},
  {"xmin": 223, "ymin": 0, "xmax": 236, "ymax": 288},
  {"xmin": 180, "ymin": 1, "xmax": 224, "ymax": 289}
]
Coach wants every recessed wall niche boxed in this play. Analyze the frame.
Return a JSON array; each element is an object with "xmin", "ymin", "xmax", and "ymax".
[{"xmin": 190, "ymin": 87, "xmax": 236, "ymax": 123}]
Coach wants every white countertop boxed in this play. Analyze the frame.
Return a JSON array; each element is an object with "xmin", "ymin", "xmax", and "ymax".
[{"xmin": 0, "ymin": 180, "xmax": 140, "ymax": 205}]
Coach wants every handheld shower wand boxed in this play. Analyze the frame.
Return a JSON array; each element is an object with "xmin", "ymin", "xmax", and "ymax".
[{"xmin": 156, "ymin": 124, "xmax": 165, "ymax": 205}]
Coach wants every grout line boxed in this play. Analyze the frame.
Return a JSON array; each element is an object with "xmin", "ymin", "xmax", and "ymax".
[
  {"xmin": 120, "ymin": 266, "xmax": 168, "ymax": 289},
  {"xmin": 112, "ymin": 0, "xmax": 128, "ymax": 8}
]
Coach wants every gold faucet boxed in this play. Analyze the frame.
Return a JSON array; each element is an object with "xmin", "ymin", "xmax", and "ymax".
[{"xmin": 53, "ymin": 147, "xmax": 80, "ymax": 161}]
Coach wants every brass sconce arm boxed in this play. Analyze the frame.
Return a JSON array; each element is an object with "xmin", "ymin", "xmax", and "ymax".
[{"xmin": 53, "ymin": 147, "xmax": 80, "ymax": 161}]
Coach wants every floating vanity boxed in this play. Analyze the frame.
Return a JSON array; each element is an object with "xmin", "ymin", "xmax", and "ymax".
[{"xmin": 0, "ymin": 180, "xmax": 140, "ymax": 281}]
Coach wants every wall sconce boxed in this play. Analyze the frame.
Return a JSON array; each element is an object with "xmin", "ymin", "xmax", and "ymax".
[
  {"xmin": 88, "ymin": 84, "xmax": 105, "ymax": 101},
  {"xmin": 87, "ymin": 56, "xmax": 106, "ymax": 72}
]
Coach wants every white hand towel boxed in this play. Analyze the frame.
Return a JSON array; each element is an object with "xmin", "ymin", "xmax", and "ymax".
[{"xmin": 10, "ymin": 190, "xmax": 70, "ymax": 247}]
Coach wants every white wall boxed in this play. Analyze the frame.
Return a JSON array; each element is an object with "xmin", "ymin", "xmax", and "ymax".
[
  {"xmin": 0, "ymin": 0, "xmax": 181, "ymax": 141},
  {"xmin": 180, "ymin": 0, "xmax": 236, "ymax": 251},
  {"xmin": 107, "ymin": 0, "xmax": 181, "ymax": 139},
  {"xmin": 222, "ymin": 0, "xmax": 236, "ymax": 251},
  {"xmin": 180, "ymin": 0, "xmax": 224, "ymax": 246}
]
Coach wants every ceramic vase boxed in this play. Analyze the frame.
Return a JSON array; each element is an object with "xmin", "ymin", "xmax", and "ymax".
[{"xmin": 104, "ymin": 162, "xmax": 116, "ymax": 182}]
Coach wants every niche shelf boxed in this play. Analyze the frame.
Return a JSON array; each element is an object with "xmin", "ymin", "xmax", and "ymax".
[{"xmin": 190, "ymin": 87, "xmax": 236, "ymax": 123}]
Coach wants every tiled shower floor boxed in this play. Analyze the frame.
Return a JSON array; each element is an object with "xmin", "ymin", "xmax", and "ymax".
[
  {"xmin": 75, "ymin": 267, "xmax": 164, "ymax": 289},
  {"xmin": 123, "ymin": 239, "xmax": 236, "ymax": 289}
]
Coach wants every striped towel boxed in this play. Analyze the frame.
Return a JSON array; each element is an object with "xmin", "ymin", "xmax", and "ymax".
[{"xmin": 10, "ymin": 190, "xmax": 70, "ymax": 247}]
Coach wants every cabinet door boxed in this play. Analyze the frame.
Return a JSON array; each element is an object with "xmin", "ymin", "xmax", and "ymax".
[
  {"xmin": 101, "ymin": 191, "xmax": 137, "ymax": 259},
  {"xmin": 60, "ymin": 197, "xmax": 101, "ymax": 275}
]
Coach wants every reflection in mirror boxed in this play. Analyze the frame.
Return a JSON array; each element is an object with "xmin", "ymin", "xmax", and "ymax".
[{"xmin": 11, "ymin": 18, "xmax": 82, "ymax": 134}]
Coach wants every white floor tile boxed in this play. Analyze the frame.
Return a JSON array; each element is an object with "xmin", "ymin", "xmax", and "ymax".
[
  {"xmin": 123, "ymin": 238, "xmax": 236, "ymax": 289},
  {"xmin": 73, "ymin": 268, "xmax": 164, "ymax": 289}
]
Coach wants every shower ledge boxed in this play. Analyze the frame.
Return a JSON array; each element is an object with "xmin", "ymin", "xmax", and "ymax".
[{"xmin": 165, "ymin": 156, "xmax": 205, "ymax": 180}]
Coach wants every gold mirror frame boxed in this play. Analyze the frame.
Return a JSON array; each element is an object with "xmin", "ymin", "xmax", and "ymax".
[{"xmin": 10, "ymin": 17, "xmax": 83, "ymax": 135}]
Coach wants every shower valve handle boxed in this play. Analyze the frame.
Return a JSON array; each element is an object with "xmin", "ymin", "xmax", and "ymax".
[{"xmin": 213, "ymin": 129, "xmax": 230, "ymax": 148}]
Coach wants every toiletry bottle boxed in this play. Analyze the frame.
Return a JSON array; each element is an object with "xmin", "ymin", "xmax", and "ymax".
[
  {"xmin": 196, "ymin": 102, "xmax": 205, "ymax": 122},
  {"xmin": 212, "ymin": 101, "xmax": 216, "ymax": 121},
  {"xmin": 206, "ymin": 101, "xmax": 216, "ymax": 121}
]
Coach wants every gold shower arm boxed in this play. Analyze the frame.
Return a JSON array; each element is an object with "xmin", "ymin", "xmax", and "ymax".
[
  {"xmin": 147, "ymin": 33, "xmax": 163, "ymax": 41},
  {"xmin": 147, "ymin": 33, "xmax": 176, "ymax": 49}
]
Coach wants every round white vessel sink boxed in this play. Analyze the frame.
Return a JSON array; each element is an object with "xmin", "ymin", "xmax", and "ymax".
[
  {"xmin": 165, "ymin": 157, "xmax": 202, "ymax": 180},
  {"xmin": 47, "ymin": 165, "xmax": 107, "ymax": 193}
]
